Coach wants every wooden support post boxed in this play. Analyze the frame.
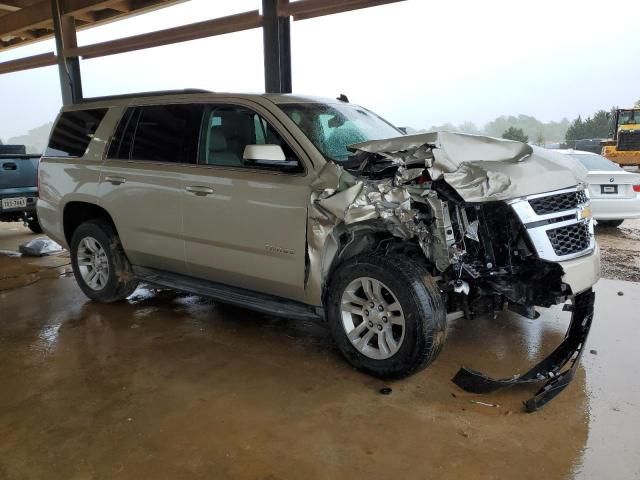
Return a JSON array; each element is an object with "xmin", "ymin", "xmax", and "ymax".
[{"xmin": 51, "ymin": 0, "xmax": 82, "ymax": 104}]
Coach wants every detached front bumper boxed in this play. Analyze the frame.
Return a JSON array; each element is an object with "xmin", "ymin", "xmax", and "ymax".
[
  {"xmin": 560, "ymin": 243, "xmax": 601, "ymax": 295},
  {"xmin": 453, "ymin": 289, "xmax": 595, "ymax": 411}
]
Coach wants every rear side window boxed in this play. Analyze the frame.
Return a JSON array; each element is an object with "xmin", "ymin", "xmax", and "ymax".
[
  {"xmin": 568, "ymin": 153, "xmax": 622, "ymax": 171},
  {"xmin": 107, "ymin": 108, "xmax": 138, "ymax": 160},
  {"xmin": 46, "ymin": 109, "xmax": 107, "ymax": 157},
  {"xmin": 107, "ymin": 105, "xmax": 203, "ymax": 163},
  {"xmin": 137, "ymin": 105, "xmax": 203, "ymax": 163}
]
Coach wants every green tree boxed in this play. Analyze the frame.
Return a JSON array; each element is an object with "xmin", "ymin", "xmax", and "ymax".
[
  {"xmin": 590, "ymin": 110, "xmax": 611, "ymax": 137},
  {"xmin": 535, "ymin": 132, "xmax": 544, "ymax": 146},
  {"xmin": 484, "ymin": 114, "xmax": 568, "ymax": 142},
  {"xmin": 502, "ymin": 127, "xmax": 528, "ymax": 143},
  {"xmin": 634, "ymin": 99, "xmax": 640, "ymax": 108},
  {"xmin": 565, "ymin": 110, "xmax": 612, "ymax": 141},
  {"xmin": 565, "ymin": 115, "xmax": 585, "ymax": 141}
]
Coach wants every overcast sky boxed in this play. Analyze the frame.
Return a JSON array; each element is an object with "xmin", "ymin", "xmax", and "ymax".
[{"xmin": 1, "ymin": 0, "xmax": 639, "ymax": 138}]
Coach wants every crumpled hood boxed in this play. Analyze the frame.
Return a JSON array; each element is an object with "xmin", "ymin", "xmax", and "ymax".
[{"xmin": 350, "ymin": 131, "xmax": 588, "ymax": 202}]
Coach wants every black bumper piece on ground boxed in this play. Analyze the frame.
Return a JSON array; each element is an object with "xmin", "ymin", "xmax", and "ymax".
[{"xmin": 451, "ymin": 290, "xmax": 595, "ymax": 412}]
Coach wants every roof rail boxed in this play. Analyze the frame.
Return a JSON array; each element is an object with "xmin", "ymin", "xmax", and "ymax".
[{"xmin": 78, "ymin": 88, "xmax": 212, "ymax": 104}]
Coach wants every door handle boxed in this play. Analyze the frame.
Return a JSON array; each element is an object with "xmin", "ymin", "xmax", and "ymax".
[
  {"xmin": 2, "ymin": 162, "xmax": 17, "ymax": 170},
  {"xmin": 185, "ymin": 186, "xmax": 214, "ymax": 196},
  {"xmin": 104, "ymin": 175, "xmax": 126, "ymax": 185}
]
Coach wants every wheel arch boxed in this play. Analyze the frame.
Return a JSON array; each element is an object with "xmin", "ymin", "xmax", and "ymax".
[
  {"xmin": 62, "ymin": 201, "xmax": 118, "ymax": 246},
  {"xmin": 319, "ymin": 222, "xmax": 425, "ymax": 307}
]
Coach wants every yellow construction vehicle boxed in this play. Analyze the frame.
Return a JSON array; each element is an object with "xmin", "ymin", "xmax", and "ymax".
[{"xmin": 601, "ymin": 108, "xmax": 640, "ymax": 167}]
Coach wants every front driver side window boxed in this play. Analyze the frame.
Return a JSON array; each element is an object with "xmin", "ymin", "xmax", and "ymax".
[{"xmin": 200, "ymin": 105, "xmax": 302, "ymax": 172}]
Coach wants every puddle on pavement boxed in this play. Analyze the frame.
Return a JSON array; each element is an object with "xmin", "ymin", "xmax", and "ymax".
[
  {"xmin": 0, "ymin": 252, "xmax": 72, "ymax": 291},
  {"xmin": 0, "ymin": 223, "xmax": 73, "ymax": 290},
  {"xmin": 0, "ymin": 223, "xmax": 639, "ymax": 478},
  {"xmin": 0, "ymin": 277, "xmax": 599, "ymax": 480}
]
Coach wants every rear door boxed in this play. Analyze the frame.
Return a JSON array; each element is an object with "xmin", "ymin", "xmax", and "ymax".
[
  {"xmin": 181, "ymin": 102, "xmax": 311, "ymax": 301},
  {"xmin": 99, "ymin": 104, "xmax": 203, "ymax": 274}
]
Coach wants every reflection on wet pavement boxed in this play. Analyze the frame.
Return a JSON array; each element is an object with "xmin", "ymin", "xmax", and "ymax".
[
  {"xmin": 0, "ymin": 224, "xmax": 639, "ymax": 479},
  {"xmin": 0, "ymin": 223, "xmax": 72, "ymax": 291}
]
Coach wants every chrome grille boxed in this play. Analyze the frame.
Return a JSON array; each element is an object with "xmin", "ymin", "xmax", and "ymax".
[
  {"xmin": 510, "ymin": 187, "xmax": 595, "ymax": 262},
  {"xmin": 528, "ymin": 190, "xmax": 588, "ymax": 215},
  {"xmin": 547, "ymin": 222, "xmax": 591, "ymax": 256}
]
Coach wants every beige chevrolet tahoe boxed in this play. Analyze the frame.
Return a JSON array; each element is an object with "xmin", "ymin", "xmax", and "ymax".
[{"xmin": 39, "ymin": 90, "xmax": 600, "ymax": 410}]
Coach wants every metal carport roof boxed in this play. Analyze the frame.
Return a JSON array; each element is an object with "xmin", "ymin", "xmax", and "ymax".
[{"xmin": 0, "ymin": 0, "xmax": 404, "ymax": 102}]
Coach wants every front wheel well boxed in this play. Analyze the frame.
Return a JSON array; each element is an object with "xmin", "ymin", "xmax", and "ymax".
[
  {"xmin": 321, "ymin": 226, "xmax": 427, "ymax": 305},
  {"xmin": 63, "ymin": 202, "xmax": 117, "ymax": 245}
]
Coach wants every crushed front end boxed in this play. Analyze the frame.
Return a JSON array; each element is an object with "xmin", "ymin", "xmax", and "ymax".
[
  {"xmin": 434, "ymin": 185, "xmax": 598, "ymax": 411},
  {"xmin": 309, "ymin": 132, "xmax": 599, "ymax": 410}
]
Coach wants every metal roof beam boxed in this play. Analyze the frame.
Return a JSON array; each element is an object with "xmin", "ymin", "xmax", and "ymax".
[
  {"xmin": 0, "ymin": 4, "xmax": 22, "ymax": 12},
  {"xmin": 107, "ymin": 0, "xmax": 132, "ymax": 12},
  {"xmin": 278, "ymin": 0, "xmax": 404, "ymax": 21},
  {"xmin": 0, "ymin": 50, "xmax": 56, "ymax": 73},
  {"xmin": 0, "ymin": 0, "xmax": 41, "ymax": 9},
  {"xmin": 65, "ymin": 9, "xmax": 262, "ymax": 59},
  {"xmin": 62, "ymin": 0, "xmax": 158, "ymax": 16},
  {"xmin": 0, "ymin": 0, "xmax": 41, "ymax": 6},
  {"xmin": 0, "ymin": 0, "xmax": 175, "ymax": 38},
  {"xmin": 0, "ymin": 0, "xmax": 52, "ymax": 37}
]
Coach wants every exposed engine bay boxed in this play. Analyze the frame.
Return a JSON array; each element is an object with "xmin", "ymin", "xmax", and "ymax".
[
  {"xmin": 306, "ymin": 132, "xmax": 598, "ymax": 410},
  {"xmin": 308, "ymin": 132, "xmax": 593, "ymax": 313}
]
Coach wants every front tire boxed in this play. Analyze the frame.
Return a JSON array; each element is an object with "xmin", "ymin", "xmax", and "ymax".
[
  {"xmin": 70, "ymin": 219, "xmax": 139, "ymax": 303},
  {"xmin": 597, "ymin": 219, "xmax": 624, "ymax": 228},
  {"xmin": 326, "ymin": 254, "xmax": 446, "ymax": 379}
]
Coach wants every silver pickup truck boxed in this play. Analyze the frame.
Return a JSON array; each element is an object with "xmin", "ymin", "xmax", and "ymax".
[
  {"xmin": 38, "ymin": 90, "xmax": 600, "ymax": 410},
  {"xmin": 0, "ymin": 145, "xmax": 41, "ymax": 233}
]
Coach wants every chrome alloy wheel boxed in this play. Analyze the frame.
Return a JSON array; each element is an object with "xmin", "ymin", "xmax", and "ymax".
[
  {"xmin": 340, "ymin": 277, "xmax": 405, "ymax": 360},
  {"xmin": 77, "ymin": 236, "xmax": 109, "ymax": 291}
]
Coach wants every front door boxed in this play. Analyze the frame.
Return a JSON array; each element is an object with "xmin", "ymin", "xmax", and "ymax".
[{"xmin": 181, "ymin": 103, "xmax": 310, "ymax": 301}]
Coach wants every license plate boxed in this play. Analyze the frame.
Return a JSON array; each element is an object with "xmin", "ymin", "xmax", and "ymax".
[
  {"xmin": 601, "ymin": 185, "xmax": 618, "ymax": 194},
  {"xmin": 1, "ymin": 197, "xmax": 27, "ymax": 209}
]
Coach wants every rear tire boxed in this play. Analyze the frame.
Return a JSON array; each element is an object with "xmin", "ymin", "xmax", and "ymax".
[
  {"xmin": 70, "ymin": 219, "xmax": 139, "ymax": 303},
  {"xmin": 326, "ymin": 254, "xmax": 447, "ymax": 379},
  {"xmin": 598, "ymin": 219, "xmax": 624, "ymax": 228}
]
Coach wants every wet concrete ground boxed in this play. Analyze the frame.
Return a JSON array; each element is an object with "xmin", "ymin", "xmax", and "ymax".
[
  {"xmin": 0, "ymin": 223, "xmax": 639, "ymax": 479},
  {"xmin": 596, "ymin": 218, "xmax": 640, "ymax": 283}
]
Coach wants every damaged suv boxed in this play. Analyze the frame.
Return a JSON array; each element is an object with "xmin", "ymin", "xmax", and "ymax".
[{"xmin": 39, "ymin": 90, "xmax": 599, "ymax": 410}]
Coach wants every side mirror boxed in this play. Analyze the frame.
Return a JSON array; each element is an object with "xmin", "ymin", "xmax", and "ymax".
[{"xmin": 242, "ymin": 144, "xmax": 300, "ymax": 170}]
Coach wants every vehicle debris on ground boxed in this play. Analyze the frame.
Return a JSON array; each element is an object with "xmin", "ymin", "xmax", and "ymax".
[{"xmin": 19, "ymin": 237, "xmax": 64, "ymax": 257}]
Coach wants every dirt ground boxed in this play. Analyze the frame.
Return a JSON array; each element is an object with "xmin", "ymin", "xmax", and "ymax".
[
  {"xmin": 0, "ymin": 222, "xmax": 639, "ymax": 480},
  {"xmin": 595, "ymin": 218, "xmax": 640, "ymax": 283}
]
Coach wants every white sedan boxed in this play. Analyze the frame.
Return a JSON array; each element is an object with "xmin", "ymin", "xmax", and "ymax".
[{"xmin": 555, "ymin": 149, "xmax": 640, "ymax": 227}]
